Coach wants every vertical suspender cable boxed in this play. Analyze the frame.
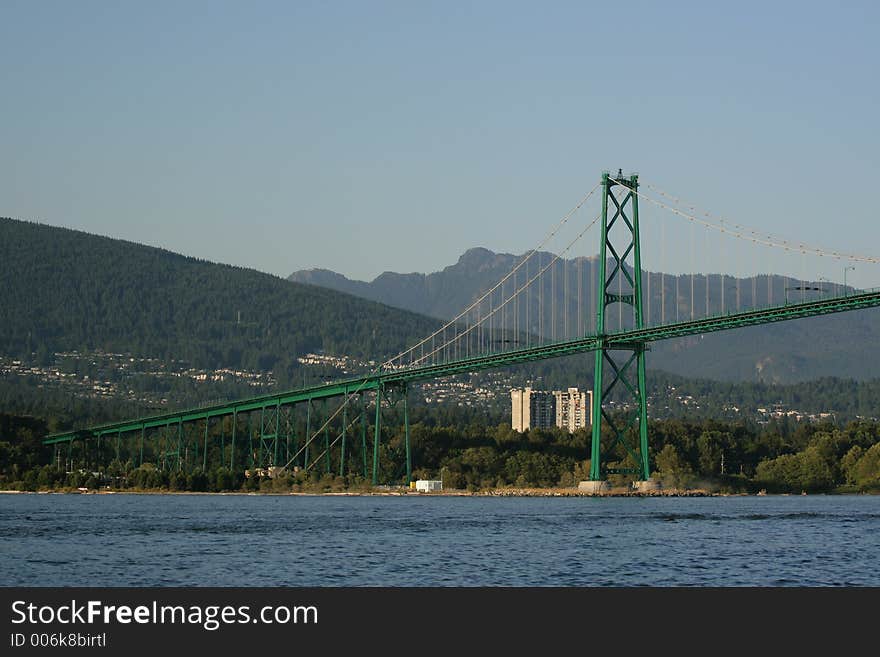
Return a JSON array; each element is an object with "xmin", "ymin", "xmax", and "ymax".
[
  {"xmin": 539, "ymin": 257, "xmax": 543, "ymax": 344},
  {"xmin": 526, "ymin": 258, "xmax": 531, "ymax": 348},
  {"xmin": 704, "ymin": 229, "xmax": 709, "ymax": 318},
  {"xmin": 577, "ymin": 255, "xmax": 582, "ymax": 336},
  {"xmin": 590, "ymin": 254, "xmax": 599, "ymax": 335},
  {"xmin": 563, "ymin": 254, "xmax": 568, "ymax": 339},
  {"xmin": 751, "ymin": 244, "xmax": 757, "ymax": 310},
  {"xmin": 801, "ymin": 250, "xmax": 805, "ymax": 302},
  {"xmin": 719, "ymin": 229, "xmax": 725, "ymax": 314},
  {"xmin": 690, "ymin": 221, "xmax": 695, "ymax": 321},
  {"xmin": 661, "ymin": 215, "xmax": 665, "ymax": 325},
  {"xmin": 500, "ymin": 280, "xmax": 504, "ymax": 352},
  {"xmin": 489, "ymin": 287, "xmax": 493, "ymax": 354},
  {"xmin": 514, "ymin": 268, "xmax": 518, "ymax": 347},
  {"xmin": 551, "ymin": 257, "xmax": 556, "ymax": 342},
  {"xmin": 676, "ymin": 275, "xmax": 680, "ymax": 323}
]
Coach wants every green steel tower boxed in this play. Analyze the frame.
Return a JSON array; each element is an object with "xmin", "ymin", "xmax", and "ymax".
[{"xmin": 589, "ymin": 171, "xmax": 651, "ymax": 482}]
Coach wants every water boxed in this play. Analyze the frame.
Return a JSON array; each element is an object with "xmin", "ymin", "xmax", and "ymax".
[{"xmin": 1, "ymin": 494, "xmax": 878, "ymax": 586}]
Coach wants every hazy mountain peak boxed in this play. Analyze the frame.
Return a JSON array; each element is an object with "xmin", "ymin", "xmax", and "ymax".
[
  {"xmin": 289, "ymin": 268, "xmax": 352, "ymax": 284},
  {"xmin": 286, "ymin": 245, "xmax": 880, "ymax": 383},
  {"xmin": 458, "ymin": 246, "xmax": 496, "ymax": 262}
]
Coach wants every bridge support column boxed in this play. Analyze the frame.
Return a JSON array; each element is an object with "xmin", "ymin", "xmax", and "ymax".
[
  {"xmin": 274, "ymin": 402, "xmax": 281, "ymax": 467},
  {"xmin": 258, "ymin": 406, "xmax": 265, "ymax": 467},
  {"xmin": 284, "ymin": 406, "xmax": 291, "ymax": 467},
  {"xmin": 372, "ymin": 385, "xmax": 383, "ymax": 485},
  {"xmin": 404, "ymin": 383, "xmax": 411, "ymax": 485},
  {"xmin": 176, "ymin": 420, "xmax": 183, "ymax": 471},
  {"xmin": 361, "ymin": 392, "xmax": 368, "ymax": 479},
  {"xmin": 339, "ymin": 403, "xmax": 347, "ymax": 477},
  {"xmin": 247, "ymin": 413, "xmax": 254, "ymax": 470},
  {"xmin": 304, "ymin": 400, "xmax": 312, "ymax": 470},
  {"xmin": 588, "ymin": 171, "xmax": 652, "ymax": 483},
  {"xmin": 231, "ymin": 410, "xmax": 237, "ymax": 471},
  {"xmin": 324, "ymin": 424, "xmax": 330, "ymax": 474}
]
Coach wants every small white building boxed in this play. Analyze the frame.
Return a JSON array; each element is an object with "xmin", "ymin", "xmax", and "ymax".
[{"xmin": 415, "ymin": 480, "xmax": 443, "ymax": 492}]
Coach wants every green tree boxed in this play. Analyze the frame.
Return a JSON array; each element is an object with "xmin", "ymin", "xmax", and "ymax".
[
  {"xmin": 796, "ymin": 446, "xmax": 835, "ymax": 492},
  {"xmin": 840, "ymin": 445, "xmax": 864, "ymax": 486},
  {"xmin": 696, "ymin": 431, "xmax": 724, "ymax": 476},
  {"xmin": 654, "ymin": 444, "xmax": 693, "ymax": 489},
  {"xmin": 852, "ymin": 443, "xmax": 880, "ymax": 491}
]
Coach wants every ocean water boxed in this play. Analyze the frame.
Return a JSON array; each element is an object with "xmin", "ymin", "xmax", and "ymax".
[{"xmin": 1, "ymin": 493, "xmax": 878, "ymax": 586}]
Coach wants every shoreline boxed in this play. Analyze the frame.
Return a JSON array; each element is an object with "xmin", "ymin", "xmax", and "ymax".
[{"xmin": 2, "ymin": 487, "xmax": 861, "ymax": 497}]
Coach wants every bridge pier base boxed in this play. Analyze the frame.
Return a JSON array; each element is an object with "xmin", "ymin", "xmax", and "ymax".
[
  {"xmin": 633, "ymin": 478, "xmax": 661, "ymax": 493},
  {"xmin": 578, "ymin": 480, "xmax": 610, "ymax": 494}
]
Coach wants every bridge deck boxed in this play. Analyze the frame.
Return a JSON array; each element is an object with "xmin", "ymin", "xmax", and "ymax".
[{"xmin": 44, "ymin": 289, "xmax": 880, "ymax": 444}]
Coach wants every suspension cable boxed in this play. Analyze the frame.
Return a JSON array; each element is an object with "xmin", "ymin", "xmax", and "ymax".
[
  {"xmin": 279, "ymin": 184, "xmax": 601, "ymax": 472},
  {"xmin": 302, "ymin": 410, "xmax": 364, "ymax": 474},
  {"xmin": 411, "ymin": 212, "xmax": 603, "ymax": 366},
  {"xmin": 386, "ymin": 182, "xmax": 600, "ymax": 368},
  {"xmin": 639, "ymin": 181, "xmax": 880, "ymax": 264}
]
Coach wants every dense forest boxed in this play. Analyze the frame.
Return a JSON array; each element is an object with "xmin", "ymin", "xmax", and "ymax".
[
  {"xmin": 2, "ymin": 405, "xmax": 879, "ymax": 495},
  {"xmin": 0, "ymin": 217, "xmax": 441, "ymax": 385}
]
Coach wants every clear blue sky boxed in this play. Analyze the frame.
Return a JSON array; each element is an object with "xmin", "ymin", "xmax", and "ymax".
[{"xmin": 2, "ymin": 1, "xmax": 878, "ymax": 286}]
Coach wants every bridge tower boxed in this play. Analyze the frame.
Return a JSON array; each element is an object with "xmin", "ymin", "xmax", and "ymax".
[{"xmin": 589, "ymin": 171, "xmax": 651, "ymax": 484}]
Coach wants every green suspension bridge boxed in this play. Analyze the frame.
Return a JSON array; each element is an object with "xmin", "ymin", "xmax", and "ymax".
[{"xmin": 44, "ymin": 171, "xmax": 880, "ymax": 485}]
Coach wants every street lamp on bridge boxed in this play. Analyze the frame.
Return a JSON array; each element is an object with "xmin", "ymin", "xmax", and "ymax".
[{"xmin": 844, "ymin": 266, "xmax": 856, "ymax": 297}]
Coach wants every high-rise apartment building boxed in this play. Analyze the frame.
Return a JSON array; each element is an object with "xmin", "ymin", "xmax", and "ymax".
[
  {"xmin": 554, "ymin": 387, "xmax": 591, "ymax": 433},
  {"xmin": 511, "ymin": 387, "xmax": 591, "ymax": 433},
  {"xmin": 510, "ymin": 387, "xmax": 555, "ymax": 432}
]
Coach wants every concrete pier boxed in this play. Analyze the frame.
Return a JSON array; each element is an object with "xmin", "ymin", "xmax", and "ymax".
[{"xmin": 577, "ymin": 480, "xmax": 610, "ymax": 494}]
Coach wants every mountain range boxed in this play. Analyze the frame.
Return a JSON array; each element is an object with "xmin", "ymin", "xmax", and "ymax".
[
  {"xmin": 290, "ymin": 248, "xmax": 880, "ymax": 383},
  {"xmin": 1, "ymin": 215, "xmax": 875, "ymax": 393}
]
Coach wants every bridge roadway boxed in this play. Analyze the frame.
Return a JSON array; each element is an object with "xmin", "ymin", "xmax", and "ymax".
[{"xmin": 44, "ymin": 289, "xmax": 880, "ymax": 445}]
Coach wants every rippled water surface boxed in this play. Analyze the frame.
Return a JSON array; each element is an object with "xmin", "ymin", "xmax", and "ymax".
[{"xmin": 2, "ymin": 494, "xmax": 879, "ymax": 586}]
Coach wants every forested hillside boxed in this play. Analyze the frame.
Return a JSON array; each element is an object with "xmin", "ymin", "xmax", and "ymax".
[{"xmin": 0, "ymin": 217, "xmax": 440, "ymax": 382}]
